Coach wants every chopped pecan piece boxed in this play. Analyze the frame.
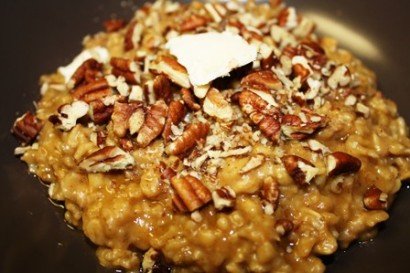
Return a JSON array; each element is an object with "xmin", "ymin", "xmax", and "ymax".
[
  {"xmin": 111, "ymin": 101, "xmax": 144, "ymax": 137},
  {"xmin": 282, "ymin": 155, "xmax": 318, "ymax": 186},
  {"xmin": 171, "ymin": 175, "xmax": 212, "ymax": 212},
  {"xmin": 181, "ymin": 88, "xmax": 201, "ymax": 111},
  {"xmin": 240, "ymin": 154, "xmax": 265, "ymax": 174},
  {"xmin": 136, "ymin": 100, "xmax": 168, "ymax": 147},
  {"xmin": 110, "ymin": 57, "xmax": 141, "ymax": 85},
  {"xmin": 103, "ymin": 18, "xmax": 126, "ymax": 32},
  {"xmin": 212, "ymin": 186, "xmax": 236, "ymax": 210},
  {"xmin": 154, "ymin": 55, "xmax": 191, "ymax": 88},
  {"xmin": 327, "ymin": 65, "xmax": 351, "ymax": 89},
  {"xmin": 129, "ymin": 107, "xmax": 145, "ymax": 135},
  {"xmin": 162, "ymin": 100, "xmax": 187, "ymax": 142},
  {"xmin": 278, "ymin": 7, "xmax": 298, "ymax": 30},
  {"xmin": 142, "ymin": 248, "xmax": 172, "ymax": 273},
  {"xmin": 179, "ymin": 14, "xmax": 208, "ymax": 32},
  {"xmin": 165, "ymin": 123, "xmax": 210, "ymax": 155},
  {"xmin": 72, "ymin": 78, "xmax": 111, "ymax": 103},
  {"xmin": 281, "ymin": 112, "xmax": 326, "ymax": 140},
  {"xmin": 11, "ymin": 112, "xmax": 42, "ymax": 144},
  {"xmin": 69, "ymin": 58, "xmax": 103, "ymax": 88},
  {"xmin": 260, "ymin": 176, "xmax": 280, "ymax": 215},
  {"xmin": 203, "ymin": 88, "xmax": 234, "ymax": 121},
  {"xmin": 363, "ymin": 186, "xmax": 388, "ymax": 210},
  {"xmin": 152, "ymin": 75, "xmax": 172, "ymax": 104},
  {"xmin": 124, "ymin": 21, "xmax": 143, "ymax": 51},
  {"xmin": 89, "ymin": 100, "xmax": 114, "ymax": 125},
  {"xmin": 79, "ymin": 146, "xmax": 135, "ymax": 173},
  {"xmin": 327, "ymin": 152, "xmax": 361, "ymax": 177},
  {"xmin": 49, "ymin": 100, "xmax": 89, "ymax": 131},
  {"xmin": 240, "ymin": 70, "xmax": 283, "ymax": 92},
  {"xmin": 275, "ymin": 219, "xmax": 294, "ymax": 236}
]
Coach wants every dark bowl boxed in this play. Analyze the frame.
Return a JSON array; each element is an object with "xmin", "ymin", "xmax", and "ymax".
[{"xmin": 1, "ymin": 1, "xmax": 409, "ymax": 273}]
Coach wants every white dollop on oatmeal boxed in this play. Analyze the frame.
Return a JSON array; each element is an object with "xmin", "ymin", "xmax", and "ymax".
[
  {"xmin": 58, "ymin": 46, "xmax": 110, "ymax": 83},
  {"xmin": 166, "ymin": 31, "xmax": 258, "ymax": 85}
]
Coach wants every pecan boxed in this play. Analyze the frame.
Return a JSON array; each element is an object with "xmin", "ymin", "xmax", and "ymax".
[
  {"xmin": 327, "ymin": 65, "xmax": 351, "ymax": 90},
  {"xmin": 275, "ymin": 219, "xmax": 294, "ymax": 236},
  {"xmin": 110, "ymin": 57, "xmax": 141, "ymax": 85},
  {"xmin": 11, "ymin": 112, "xmax": 42, "ymax": 144},
  {"xmin": 165, "ymin": 123, "xmax": 210, "ymax": 155},
  {"xmin": 49, "ymin": 100, "xmax": 89, "ymax": 131},
  {"xmin": 260, "ymin": 176, "xmax": 280, "ymax": 214},
  {"xmin": 240, "ymin": 70, "xmax": 282, "ymax": 92},
  {"xmin": 203, "ymin": 88, "xmax": 234, "ymax": 121},
  {"xmin": 136, "ymin": 100, "xmax": 168, "ymax": 148},
  {"xmin": 111, "ymin": 101, "xmax": 144, "ymax": 138},
  {"xmin": 179, "ymin": 14, "xmax": 208, "ymax": 32},
  {"xmin": 141, "ymin": 248, "xmax": 171, "ymax": 273},
  {"xmin": 327, "ymin": 152, "xmax": 361, "ymax": 177},
  {"xmin": 240, "ymin": 154, "xmax": 265, "ymax": 174},
  {"xmin": 278, "ymin": 7, "xmax": 298, "ymax": 30},
  {"xmin": 171, "ymin": 175, "xmax": 212, "ymax": 212},
  {"xmin": 260, "ymin": 51, "xmax": 278, "ymax": 70},
  {"xmin": 204, "ymin": 2, "xmax": 227, "ymax": 23},
  {"xmin": 181, "ymin": 88, "xmax": 201, "ymax": 111},
  {"xmin": 160, "ymin": 165, "xmax": 177, "ymax": 181},
  {"xmin": 292, "ymin": 62, "xmax": 310, "ymax": 82},
  {"xmin": 72, "ymin": 78, "xmax": 111, "ymax": 103},
  {"xmin": 152, "ymin": 75, "xmax": 172, "ymax": 104},
  {"xmin": 124, "ymin": 21, "xmax": 143, "ymax": 51},
  {"xmin": 258, "ymin": 116, "xmax": 281, "ymax": 142},
  {"xmin": 281, "ymin": 112, "xmax": 326, "ymax": 140},
  {"xmin": 363, "ymin": 186, "xmax": 388, "ymax": 210},
  {"xmin": 282, "ymin": 155, "xmax": 318, "ymax": 185},
  {"xmin": 212, "ymin": 186, "xmax": 236, "ymax": 210},
  {"xmin": 69, "ymin": 58, "xmax": 103, "ymax": 88},
  {"xmin": 103, "ymin": 18, "xmax": 126, "ymax": 32},
  {"xmin": 129, "ymin": 107, "xmax": 145, "ymax": 135},
  {"xmin": 299, "ymin": 41, "xmax": 327, "ymax": 68},
  {"xmin": 119, "ymin": 137, "xmax": 134, "ymax": 152},
  {"xmin": 154, "ymin": 55, "xmax": 191, "ymax": 88},
  {"xmin": 79, "ymin": 146, "xmax": 135, "ymax": 173},
  {"xmin": 89, "ymin": 100, "xmax": 114, "ymax": 125},
  {"xmin": 162, "ymin": 100, "xmax": 187, "ymax": 142},
  {"xmin": 96, "ymin": 130, "xmax": 107, "ymax": 147}
]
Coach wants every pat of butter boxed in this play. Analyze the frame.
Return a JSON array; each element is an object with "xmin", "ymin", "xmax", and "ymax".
[
  {"xmin": 58, "ymin": 46, "xmax": 110, "ymax": 83},
  {"xmin": 166, "ymin": 31, "xmax": 258, "ymax": 86}
]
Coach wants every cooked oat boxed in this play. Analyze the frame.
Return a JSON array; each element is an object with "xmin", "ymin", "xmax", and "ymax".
[{"xmin": 12, "ymin": 0, "xmax": 410, "ymax": 272}]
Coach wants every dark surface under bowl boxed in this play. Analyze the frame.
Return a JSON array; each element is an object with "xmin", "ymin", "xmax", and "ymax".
[{"xmin": 0, "ymin": 1, "xmax": 409, "ymax": 272}]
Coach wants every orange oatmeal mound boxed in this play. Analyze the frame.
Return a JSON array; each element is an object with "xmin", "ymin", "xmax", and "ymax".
[{"xmin": 11, "ymin": 0, "xmax": 410, "ymax": 272}]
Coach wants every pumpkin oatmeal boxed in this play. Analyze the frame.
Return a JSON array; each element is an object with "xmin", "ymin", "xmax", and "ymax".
[{"xmin": 11, "ymin": 0, "xmax": 410, "ymax": 272}]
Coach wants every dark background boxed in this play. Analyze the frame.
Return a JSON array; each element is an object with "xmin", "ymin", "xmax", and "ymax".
[{"xmin": 0, "ymin": 0, "xmax": 409, "ymax": 272}]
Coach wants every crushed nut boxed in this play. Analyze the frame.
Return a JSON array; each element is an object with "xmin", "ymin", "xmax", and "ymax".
[
  {"xmin": 363, "ymin": 186, "xmax": 388, "ymax": 210},
  {"xmin": 111, "ymin": 101, "xmax": 144, "ymax": 137},
  {"xmin": 72, "ymin": 78, "xmax": 111, "ymax": 103},
  {"xmin": 275, "ymin": 219, "xmax": 294, "ymax": 236},
  {"xmin": 11, "ymin": 112, "xmax": 43, "ymax": 144},
  {"xmin": 203, "ymin": 88, "xmax": 234, "ymax": 122},
  {"xmin": 79, "ymin": 146, "xmax": 135, "ymax": 172},
  {"xmin": 327, "ymin": 152, "xmax": 361, "ymax": 177},
  {"xmin": 154, "ymin": 55, "xmax": 191, "ymax": 88},
  {"xmin": 181, "ymin": 88, "xmax": 201, "ymax": 111},
  {"xmin": 162, "ymin": 100, "xmax": 187, "ymax": 142},
  {"xmin": 282, "ymin": 155, "xmax": 318, "ymax": 185},
  {"xmin": 110, "ymin": 57, "xmax": 141, "ymax": 85},
  {"xmin": 240, "ymin": 70, "xmax": 282, "ymax": 92},
  {"xmin": 240, "ymin": 154, "xmax": 265, "ymax": 174},
  {"xmin": 141, "ymin": 248, "xmax": 171, "ymax": 273},
  {"xmin": 69, "ymin": 58, "xmax": 103, "ymax": 88},
  {"xmin": 89, "ymin": 100, "xmax": 114, "ymax": 125},
  {"xmin": 152, "ymin": 75, "xmax": 173, "ymax": 104},
  {"xmin": 179, "ymin": 14, "xmax": 208, "ymax": 32},
  {"xmin": 212, "ymin": 186, "xmax": 236, "ymax": 210},
  {"xmin": 49, "ymin": 100, "xmax": 89, "ymax": 131},
  {"xmin": 171, "ymin": 175, "xmax": 212, "ymax": 212},
  {"xmin": 260, "ymin": 176, "xmax": 280, "ymax": 214}
]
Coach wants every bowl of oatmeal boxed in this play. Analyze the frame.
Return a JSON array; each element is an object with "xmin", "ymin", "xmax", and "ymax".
[{"xmin": 1, "ymin": 1, "xmax": 410, "ymax": 273}]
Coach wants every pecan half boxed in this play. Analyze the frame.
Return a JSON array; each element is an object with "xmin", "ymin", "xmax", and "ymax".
[
  {"xmin": 69, "ymin": 58, "xmax": 103, "ymax": 88},
  {"xmin": 327, "ymin": 152, "xmax": 361, "ymax": 177},
  {"xmin": 260, "ymin": 176, "xmax": 280, "ymax": 215},
  {"xmin": 154, "ymin": 55, "xmax": 191, "ymax": 88},
  {"xmin": 203, "ymin": 88, "xmax": 234, "ymax": 122},
  {"xmin": 72, "ymin": 78, "xmax": 111, "ymax": 103},
  {"xmin": 165, "ymin": 123, "xmax": 210, "ymax": 155},
  {"xmin": 240, "ymin": 70, "xmax": 283, "ymax": 92},
  {"xmin": 363, "ymin": 186, "xmax": 388, "ymax": 210},
  {"xmin": 11, "ymin": 112, "xmax": 42, "ymax": 144},
  {"xmin": 136, "ymin": 100, "xmax": 168, "ymax": 147},
  {"xmin": 162, "ymin": 100, "xmax": 187, "ymax": 142},
  {"xmin": 282, "ymin": 155, "xmax": 318, "ymax": 185},
  {"xmin": 110, "ymin": 57, "xmax": 141, "ymax": 85},
  {"xmin": 181, "ymin": 88, "xmax": 201, "ymax": 111},
  {"xmin": 281, "ymin": 112, "xmax": 326, "ymax": 140},
  {"xmin": 171, "ymin": 175, "xmax": 212, "ymax": 212},
  {"xmin": 212, "ymin": 186, "xmax": 236, "ymax": 210},
  {"xmin": 49, "ymin": 100, "xmax": 89, "ymax": 131},
  {"xmin": 111, "ymin": 101, "xmax": 144, "ymax": 137},
  {"xmin": 79, "ymin": 146, "xmax": 135, "ymax": 173}
]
